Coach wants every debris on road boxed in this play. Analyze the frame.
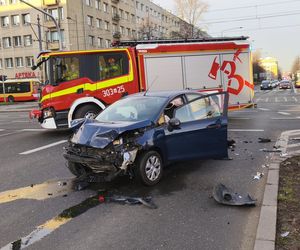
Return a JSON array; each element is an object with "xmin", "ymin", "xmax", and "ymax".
[
  {"xmin": 280, "ymin": 231, "xmax": 290, "ymax": 238},
  {"xmin": 280, "ymin": 153, "xmax": 289, "ymax": 158},
  {"xmin": 212, "ymin": 183, "xmax": 256, "ymax": 206},
  {"xmin": 258, "ymin": 137, "xmax": 271, "ymax": 143},
  {"xmin": 260, "ymin": 148, "xmax": 282, "ymax": 153},
  {"xmin": 99, "ymin": 195, "xmax": 157, "ymax": 209},
  {"xmin": 253, "ymin": 172, "xmax": 264, "ymax": 180}
]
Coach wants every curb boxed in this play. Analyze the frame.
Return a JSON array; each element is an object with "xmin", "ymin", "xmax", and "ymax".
[
  {"xmin": 0, "ymin": 108, "xmax": 34, "ymax": 113},
  {"xmin": 254, "ymin": 130, "xmax": 299, "ymax": 250}
]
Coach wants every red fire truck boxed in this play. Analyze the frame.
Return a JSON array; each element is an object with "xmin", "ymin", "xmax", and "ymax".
[{"xmin": 30, "ymin": 37, "xmax": 254, "ymax": 129}]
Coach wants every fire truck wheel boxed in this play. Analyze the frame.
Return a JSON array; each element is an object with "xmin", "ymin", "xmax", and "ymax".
[
  {"xmin": 67, "ymin": 161, "xmax": 88, "ymax": 177},
  {"xmin": 8, "ymin": 96, "xmax": 14, "ymax": 103},
  {"xmin": 74, "ymin": 104, "xmax": 101, "ymax": 120}
]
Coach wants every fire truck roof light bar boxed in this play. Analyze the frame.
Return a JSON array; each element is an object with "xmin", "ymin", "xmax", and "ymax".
[{"xmin": 114, "ymin": 36, "xmax": 249, "ymax": 47}]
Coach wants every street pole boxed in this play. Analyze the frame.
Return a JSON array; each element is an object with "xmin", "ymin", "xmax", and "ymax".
[
  {"xmin": 20, "ymin": 0, "xmax": 63, "ymax": 50},
  {"xmin": 2, "ymin": 79, "xmax": 6, "ymax": 103},
  {"xmin": 37, "ymin": 14, "xmax": 42, "ymax": 51}
]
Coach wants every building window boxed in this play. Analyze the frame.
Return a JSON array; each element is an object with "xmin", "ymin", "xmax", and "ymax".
[
  {"xmin": 24, "ymin": 35, "xmax": 32, "ymax": 46},
  {"xmin": 5, "ymin": 58, "xmax": 13, "ymax": 68},
  {"xmin": 15, "ymin": 57, "xmax": 24, "ymax": 68},
  {"xmin": 126, "ymin": 28, "xmax": 130, "ymax": 36},
  {"xmin": 47, "ymin": 30, "xmax": 64, "ymax": 42},
  {"xmin": 96, "ymin": 18, "xmax": 101, "ymax": 28},
  {"xmin": 22, "ymin": 13, "xmax": 30, "ymax": 24},
  {"xmin": 135, "ymin": 1, "xmax": 138, "ymax": 9},
  {"xmin": 85, "ymin": 0, "xmax": 91, "ymax": 6},
  {"xmin": 1, "ymin": 16, "xmax": 9, "ymax": 27},
  {"xmin": 13, "ymin": 36, "xmax": 22, "ymax": 47},
  {"xmin": 104, "ymin": 21, "xmax": 109, "ymax": 30},
  {"xmin": 88, "ymin": 35, "xmax": 94, "ymax": 46},
  {"xmin": 0, "ymin": 59, "xmax": 2, "ymax": 69},
  {"xmin": 87, "ymin": 15, "xmax": 93, "ymax": 26},
  {"xmin": 3, "ymin": 37, "xmax": 12, "ymax": 48},
  {"xmin": 140, "ymin": 3, "xmax": 143, "ymax": 11},
  {"xmin": 46, "ymin": 7, "xmax": 64, "ymax": 20},
  {"xmin": 0, "ymin": 0, "xmax": 6, "ymax": 5},
  {"xmin": 112, "ymin": 24, "xmax": 117, "ymax": 32},
  {"xmin": 131, "ymin": 14, "xmax": 135, "ymax": 23},
  {"xmin": 25, "ymin": 56, "xmax": 34, "ymax": 67},
  {"xmin": 105, "ymin": 39, "xmax": 110, "ymax": 48},
  {"xmin": 112, "ymin": 6, "xmax": 117, "ymax": 15},
  {"xmin": 103, "ymin": 2, "xmax": 108, "ymax": 12},
  {"xmin": 125, "ymin": 11, "xmax": 129, "ymax": 20},
  {"xmin": 11, "ymin": 15, "xmax": 20, "ymax": 26},
  {"xmin": 97, "ymin": 37, "xmax": 103, "ymax": 47},
  {"xmin": 119, "ymin": 9, "xmax": 123, "ymax": 18},
  {"xmin": 120, "ymin": 26, "xmax": 124, "ymax": 35},
  {"xmin": 9, "ymin": 0, "xmax": 17, "ymax": 4},
  {"xmin": 95, "ymin": 0, "xmax": 100, "ymax": 9}
]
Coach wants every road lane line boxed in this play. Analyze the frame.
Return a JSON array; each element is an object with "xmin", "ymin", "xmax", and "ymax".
[
  {"xmin": 275, "ymin": 97, "xmax": 278, "ymax": 102},
  {"xmin": 19, "ymin": 140, "xmax": 67, "ymax": 155},
  {"xmin": 265, "ymin": 97, "xmax": 269, "ymax": 102},
  {"xmin": 258, "ymin": 108, "xmax": 270, "ymax": 111},
  {"xmin": 293, "ymin": 97, "xmax": 298, "ymax": 102},
  {"xmin": 278, "ymin": 112, "xmax": 290, "ymax": 116},
  {"xmin": 0, "ymin": 131, "xmax": 21, "ymax": 137},
  {"xmin": 229, "ymin": 129, "xmax": 264, "ymax": 132},
  {"xmin": 0, "ymin": 129, "xmax": 4, "ymax": 132},
  {"xmin": 271, "ymin": 117, "xmax": 300, "ymax": 120},
  {"xmin": 284, "ymin": 97, "xmax": 287, "ymax": 102}
]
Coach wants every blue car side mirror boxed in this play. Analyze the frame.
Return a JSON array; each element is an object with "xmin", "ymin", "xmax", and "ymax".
[{"xmin": 168, "ymin": 118, "xmax": 181, "ymax": 131}]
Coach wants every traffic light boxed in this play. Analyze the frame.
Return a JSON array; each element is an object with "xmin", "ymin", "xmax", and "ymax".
[{"xmin": 0, "ymin": 75, "xmax": 7, "ymax": 81}]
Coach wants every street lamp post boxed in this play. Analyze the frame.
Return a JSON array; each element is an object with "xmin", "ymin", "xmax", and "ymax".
[
  {"xmin": 20, "ymin": 0, "xmax": 63, "ymax": 51},
  {"xmin": 221, "ymin": 27, "xmax": 243, "ymax": 37},
  {"xmin": 67, "ymin": 15, "xmax": 79, "ymax": 50}
]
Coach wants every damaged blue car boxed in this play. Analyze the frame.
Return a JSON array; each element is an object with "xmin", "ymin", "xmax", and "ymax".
[{"xmin": 63, "ymin": 90, "xmax": 229, "ymax": 186}]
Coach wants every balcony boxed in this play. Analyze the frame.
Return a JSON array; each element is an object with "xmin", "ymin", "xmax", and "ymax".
[
  {"xmin": 44, "ymin": 20, "xmax": 57, "ymax": 28},
  {"xmin": 112, "ymin": 14, "xmax": 120, "ymax": 22},
  {"xmin": 43, "ymin": 0, "xmax": 58, "ymax": 6},
  {"xmin": 113, "ymin": 31, "xmax": 121, "ymax": 39},
  {"xmin": 111, "ymin": 0, "xmax": 119, "ymax": 3},
  {"xmin": 48, "ymin": 41, "xmax": 60, "ymax": 50}
]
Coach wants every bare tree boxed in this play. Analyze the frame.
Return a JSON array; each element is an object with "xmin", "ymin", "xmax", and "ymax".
[
  {"xmin": 291, "ymin": 56, "xmax": 300, "ymax": 81},
  {"xmin": 175, "ymin": 0, "xmax": 208, "ymax": 38}
]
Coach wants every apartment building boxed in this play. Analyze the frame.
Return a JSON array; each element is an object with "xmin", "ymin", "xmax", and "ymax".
[{"xmin": 0, "ymin": 0, "xmax": 203, "ymax": 79}]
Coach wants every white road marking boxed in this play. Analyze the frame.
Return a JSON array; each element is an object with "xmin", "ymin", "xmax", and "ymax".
[
  {"xmin": 275, "ymin": 97, "xmax": 278, "ymax": 102},
  {"xmin": 287, "ymin": 143, "xmax": 300, "ymax": 148},
  {"xmin": 280, "ymin": 104, "xmax": 298, "ymax": 107},
  {"xmin": 21, "ymin": 129, "xmax": 46, "ymax": 132},
  {"xmin": 278, "ymin": 110, "xmax": 300, "ymax": 112},
  {"xmin": 284, "ymin": 97, "xmax": 287, "ymax": 102},
  {"xmin": 0, "ymin": 131, "xmax": 21, "ymax": 137},
  {"xmin": 230, "ymin": 118, "xmax": 251, "ymax": 120},
  {"xmin": 271, "ymin": 117, "xmax": 300, "ymax": 120},
  {"xmin": 265, "ymin": 97, "xmax": 269, "ymax": 102},
  {"xmin": 19, "ymin": 140, "xmax": 68, "ymax": 155},
  {"xmin": 292, "ymin": 97, "xmax": 298, "ymax": 102},
  {"xmin": 258, "ymin": 108, "xmax": 270, "ymax": 111},
  {"xmin": 229, "ymin": 129, "xmax": 264, "ymax": 132},
  {"xmin": 256, "ymin": 98, "xmax": 261, "ymax": 102},
  {"xmin": 0, "ymin": 129, "xmax": 5, "ymax": 132},
  {"xmin": 278, "ymin": 112, "xmax": 290, "ymax": 116}
]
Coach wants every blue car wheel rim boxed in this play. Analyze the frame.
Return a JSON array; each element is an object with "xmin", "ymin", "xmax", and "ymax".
[{"xmin": 145, "ymin": 155, "xmax": 161, "ymax": 181}]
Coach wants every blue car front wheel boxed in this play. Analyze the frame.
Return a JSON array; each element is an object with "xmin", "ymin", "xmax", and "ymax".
[{"xmin": 135, "ymin": 151, "xmax": 163, "ymax": 186}]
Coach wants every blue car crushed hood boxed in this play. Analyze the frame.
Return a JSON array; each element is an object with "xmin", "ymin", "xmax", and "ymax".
[{"xmin": 70, "ymin": 118, "xmax": 153, "ymax": 149}]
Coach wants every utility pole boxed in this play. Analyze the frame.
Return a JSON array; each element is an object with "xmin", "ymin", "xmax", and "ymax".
[
  {"xmin": 20, "ymin": 0, "xmax": 63, "ymax": 50},
  {"xmin": 37, "ymin": 15, "xmax": 42, "ymax": 51}
]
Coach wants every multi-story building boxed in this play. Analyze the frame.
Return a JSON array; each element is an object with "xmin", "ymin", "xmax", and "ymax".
[
  {"xmin": 259, "ymin": 57, "xmax": 279, "ymax": 80},
  {"xmin": 0, "ymin": 0, "xmax": 205, "ymax": 79}
]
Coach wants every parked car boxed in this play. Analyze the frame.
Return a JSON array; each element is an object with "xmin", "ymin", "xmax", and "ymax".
[
  {"xmin": 271, "ymin": 80, "xmax": 279, "ymax": 88},
  {"xmin": 279, "ymin": 80, "xmax": 292, "ymax": 89},
  {"xmin": 295, "ymin": 80, "xmax": 300, "ymax": 88},
  {"xmin": 64, "ymin": 90, "xmax": 229, "ymax": 186},
  {"xmin": 260, "ymin": 80, "xmax": 272, "ymax": 90}
]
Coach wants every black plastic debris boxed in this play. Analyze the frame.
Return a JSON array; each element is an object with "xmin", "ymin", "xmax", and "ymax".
[
  {"xmin": 99, "ymin": 195, "xmax": 157, "ymax": 209},
  {"xmin": 258, "ymin": 137, "xmax": 271, "ymax": 143},
  {"xmin": 213, "ymin": 183, "xmax": 256, "ymax": 206},
  {"xmin": 227, "ymin": 139, "xmax": 236, "ymax": 148},
  {"xmin": 260, "ymin": 148, "xmax": 282, "ymax": 153}
]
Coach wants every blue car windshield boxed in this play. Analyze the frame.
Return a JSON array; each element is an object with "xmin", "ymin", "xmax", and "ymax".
[{"xmin": 96, "ymin": 96, "xmax": 167, "ymax": 122}]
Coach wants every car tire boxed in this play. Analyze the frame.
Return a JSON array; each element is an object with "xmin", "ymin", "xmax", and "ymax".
[
  {"xmin": 8, "ymin": 95, "xmax": 14, "ymax": 103},
  {"xmin": 67, "ymin": 161, "xmax": 87, "ymax": 177},
  {"xmin": 74, "ymin": 104, "xmax": 101, "ymax": 120},
  {"xmin": 135, "ymin": 151, "xmax": 163, "ymax": 186}
]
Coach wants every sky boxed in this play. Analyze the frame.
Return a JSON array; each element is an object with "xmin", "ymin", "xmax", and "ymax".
[{"xmin": 152, "ymin": 0, "xmax": 300, "ymax": 72}]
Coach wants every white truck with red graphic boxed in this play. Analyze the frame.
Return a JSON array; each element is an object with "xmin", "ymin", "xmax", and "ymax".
[{"xmin": 30, "ymin": 37, "xmax": 254, "ymax": 129}]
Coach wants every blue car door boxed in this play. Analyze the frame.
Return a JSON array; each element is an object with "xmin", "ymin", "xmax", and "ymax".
[{"xmin": 164, "ymin": 92, "xmax": 228, "ymax": 161}]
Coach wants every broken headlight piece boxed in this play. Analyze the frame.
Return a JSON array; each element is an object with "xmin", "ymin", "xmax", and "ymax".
[{"xmin": 113, "ymin": 137, "xmax": 123, "ymax": 146}]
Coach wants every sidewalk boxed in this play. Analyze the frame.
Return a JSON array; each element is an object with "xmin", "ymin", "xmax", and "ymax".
[{"xmin": 0, "ymin": 102, "xmax": 38, "ymax": 112}]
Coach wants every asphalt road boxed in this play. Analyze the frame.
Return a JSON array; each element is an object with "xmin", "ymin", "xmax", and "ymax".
[{"xmin": 0, "ymin": 87, "xmax": 299, "ymax": 250}]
